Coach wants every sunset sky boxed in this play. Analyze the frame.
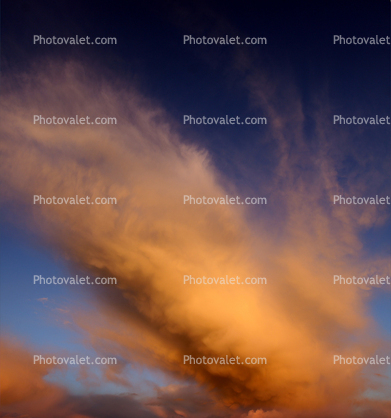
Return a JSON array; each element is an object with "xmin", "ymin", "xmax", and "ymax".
[{"xmin": 0, "ymin": 1, "xmax": 390, "ymax": 417}]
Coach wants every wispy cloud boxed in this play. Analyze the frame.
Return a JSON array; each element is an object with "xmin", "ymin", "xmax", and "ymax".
[{"xmin": 0, "ymin": 59, "xmax": 389, "ymax": 417}]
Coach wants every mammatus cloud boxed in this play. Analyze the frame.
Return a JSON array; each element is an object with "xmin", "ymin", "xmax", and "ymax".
[{"xmin": 0, "ymin": 60, "xmax": 389, "ymax": 417}]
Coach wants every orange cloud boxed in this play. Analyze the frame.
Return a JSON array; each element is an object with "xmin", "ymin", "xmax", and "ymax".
[
  {"xmin": 0, "ymin": 337, "xmax": 167, "ymax": 418},
  {"xmin": 0, "ymin": 337, "xmax": 65, "ymax": 414},
  {"xmin": 0, "ymin": 60, "xmax": 389, "ymax": 417}
]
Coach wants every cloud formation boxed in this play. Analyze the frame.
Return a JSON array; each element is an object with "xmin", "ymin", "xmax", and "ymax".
[{"xmin": 0, "ymin": 59, "xmax": 389, "ymax": 417}]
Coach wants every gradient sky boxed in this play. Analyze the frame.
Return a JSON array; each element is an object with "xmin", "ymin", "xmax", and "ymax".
[{"xmin": 1, "ymin": 1, "xmax": 390, "ymax": 417}]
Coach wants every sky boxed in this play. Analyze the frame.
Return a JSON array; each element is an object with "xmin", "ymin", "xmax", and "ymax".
[{"xmin": 0, "ymin": 1, "xmax": 390, "ymax": 417}]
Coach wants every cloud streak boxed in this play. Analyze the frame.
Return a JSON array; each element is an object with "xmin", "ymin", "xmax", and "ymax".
[{"xmin": 0, "ymin": 59, "xmax": 389, "ymax": 417}]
